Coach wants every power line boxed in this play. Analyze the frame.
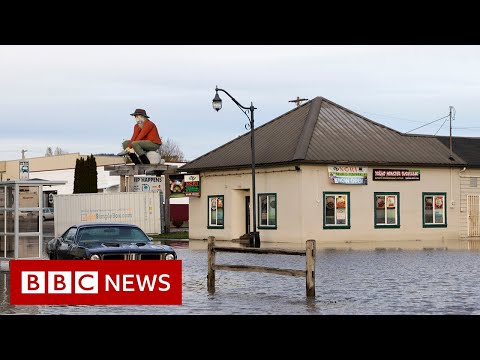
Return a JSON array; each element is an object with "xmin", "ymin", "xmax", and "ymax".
[
  {"xmin": 355, "ymin": 111, "xmax": 427, "ymax": 123},
  {"xmin": 434, "ymin": 117, "xmax": 449, "ymax": 135},
  {"xmin": 405, "ymin": 115, "xmax": 450, "ymax": 134}
]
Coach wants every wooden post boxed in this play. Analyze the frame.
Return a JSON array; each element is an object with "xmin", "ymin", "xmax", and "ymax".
[
  {"xmin": 127, "ymin": 175, "xmax": 134, "ymax": 192},
  {"xmin": 306, "ymin": 239, "xmax": 316, "ymax": 297},
  {"xmin": 164, "ymin": 174, "xmax": 171, "ymax": 233},
  {"xmin": 119, "ymin": 175, "xmax": 126, "ymax": 192},
  {"xmin": 207, "ymin": 236, "xmax": 216, "ymax": 294}
]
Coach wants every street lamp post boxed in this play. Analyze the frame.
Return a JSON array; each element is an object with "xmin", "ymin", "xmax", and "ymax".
[{"xmin": 212, "ymin": 86, "xmax": 260, "ymax": 248}]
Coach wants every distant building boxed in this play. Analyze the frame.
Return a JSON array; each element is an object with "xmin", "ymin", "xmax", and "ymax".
[{"xmin": 0, "ymin": 153, "xmax": 189, "ymax": 228}]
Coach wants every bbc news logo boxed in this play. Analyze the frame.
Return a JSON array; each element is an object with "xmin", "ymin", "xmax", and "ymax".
[{"xmin": 10, "ymin": 260, "xmax": 182, "ymax": 305}]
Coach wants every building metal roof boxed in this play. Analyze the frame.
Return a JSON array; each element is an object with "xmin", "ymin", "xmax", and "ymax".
[
  {"xmin": 436, "ymin": 135, "xmax": 480, "ymax": 167},
  {"xmin": 180, "ymin": 96, "xmax": 468, "ymax": 172}
]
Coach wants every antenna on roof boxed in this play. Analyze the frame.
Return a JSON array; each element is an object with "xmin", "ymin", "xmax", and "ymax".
[{"xmin": 288, "ymin": 96, "xmax": 308, "ymax": 107}]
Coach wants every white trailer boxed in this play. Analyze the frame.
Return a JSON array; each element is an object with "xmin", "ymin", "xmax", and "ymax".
[{"xmin": 53, "ymin": 192, "xmax": 164, "ymax": 237}]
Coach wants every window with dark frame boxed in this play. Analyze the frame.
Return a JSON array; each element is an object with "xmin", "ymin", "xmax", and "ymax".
[
  {"xmin": 374, "ymin": 192, "xmax": 400, "ymax": 228},
  {"xmin": 258, "ymin": 193, "xmax": 277, "ymax": 229},
  {"xmin": 423, "ymin": 192, "xmax": 447, "ymax": 228},
  {"xmin": 208, "ymin": 195, "xmax": 224, "ymax": 229},
  {"xmin": 323, "ymin": 192, "xmax": 350, "ymax": 229}
]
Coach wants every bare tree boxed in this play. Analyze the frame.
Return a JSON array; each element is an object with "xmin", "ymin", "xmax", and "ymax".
[
  {"xmin": 159, "ymin": 138, "xmax": 185, "ymax": 162},
  {"xmin": 45, "ymin": 146, "xmax": 69, "ymax": 156},
  {"xmin": 54, "ymin": 147, "xmax": 69, "ymax": 155}
]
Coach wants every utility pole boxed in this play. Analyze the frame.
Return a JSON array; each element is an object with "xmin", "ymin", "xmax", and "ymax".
[
  {"xmin": 21, "ymin": 149, "xmax": 28, "ymax": 159},
  {"xmin": 449, "ymin": 106, "xmax": 455, "ymax": 157},
  {"xmin": 288, "ymin": 96, "xmax": 308, "ymax": 107}
]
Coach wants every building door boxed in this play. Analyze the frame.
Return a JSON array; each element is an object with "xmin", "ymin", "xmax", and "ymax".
[
  {"xmin": 245, "ymin": 196, "xmax": 250, "ymax": 234},
  {"xmin": 467, "ymin": 194, "xmax": 480, "ymax": 236}
]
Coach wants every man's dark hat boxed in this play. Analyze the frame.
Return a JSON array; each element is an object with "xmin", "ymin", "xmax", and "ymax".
[{"xmin": 130, "ymin": 108, "xmax": 149, "ymax": 118}]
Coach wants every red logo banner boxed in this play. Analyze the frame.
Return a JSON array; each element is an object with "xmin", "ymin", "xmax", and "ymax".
[{"xmin": 9, "ymin": 260, "xmax": 182, "ymax": 305}]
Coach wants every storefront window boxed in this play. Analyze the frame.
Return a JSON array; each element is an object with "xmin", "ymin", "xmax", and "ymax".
[
  {"xmin": 208, "ymin": 195, "xmax": 224, "ymax": 229},
  {"xmin": 374, "ymin": 192, "xmax": 400, "ymax": 228},
  {"xmin": 258, "ymin": 193, "xmax": 277, "ymax": 229},
  {"xmin": 423, "ymin": 192, "xmax": 447, "ymax": 227},
  {"xmin": 323, "ymin": 192, "xmax": 350, "ymax": 229}
]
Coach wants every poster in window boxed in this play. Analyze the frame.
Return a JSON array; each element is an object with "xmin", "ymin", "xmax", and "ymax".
[
  {"xmin": 336, "ymin": 196, "xmax": 346, "ymax": 208},
  {"xmin": 386, "ymin": 196, "xmax": 396, "ymax": 208},
  {"xmin": 326, "ymin": 196, "xmax": 335, "ymax": 209},
  {"xmin": 435, "ymin": 196, "xmax": 444, "ymax": 209},
  {"xmin": 376, "ymin": 196, "xmax": 385, "ymax": 208},
  {"xmin": 336, "ymin": 208, "xmax": 346, "ymax": 224},
  {"xmin": 425, "ymin": 197, "xmax": 433, "ymax": 210}
]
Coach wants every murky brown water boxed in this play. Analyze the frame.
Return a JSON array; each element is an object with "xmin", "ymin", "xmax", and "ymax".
[{"xmin": 2, "ymin": 239, "xmax": 480, "ymax": 315}]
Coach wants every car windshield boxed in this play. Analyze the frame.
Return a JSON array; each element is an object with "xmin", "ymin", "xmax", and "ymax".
[{"xmin": 76, "ymin": 226, "xmax": 150, "ymax": 243}]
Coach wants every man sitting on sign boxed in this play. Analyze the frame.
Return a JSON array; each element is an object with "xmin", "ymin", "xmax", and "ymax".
[{"xmin": 117, "ymin": 108, "xmax": 162, "ymax": 165}]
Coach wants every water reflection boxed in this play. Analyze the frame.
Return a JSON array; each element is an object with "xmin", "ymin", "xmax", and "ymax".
[{"xmin": 2, "ymin": 244, "xmax": 480, "ymax": 315}]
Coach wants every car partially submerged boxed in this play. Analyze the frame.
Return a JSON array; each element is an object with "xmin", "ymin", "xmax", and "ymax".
[{"xmin": 46, "ymin": 222, "xmax": 177, "ymax": 260}]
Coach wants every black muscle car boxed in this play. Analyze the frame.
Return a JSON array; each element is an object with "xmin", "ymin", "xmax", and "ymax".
[{"xmin": 46, "ymin": 223, "xmax": 177, "ymax": 260}]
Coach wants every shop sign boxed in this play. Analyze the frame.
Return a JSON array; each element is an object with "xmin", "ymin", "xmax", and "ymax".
[
  {"xmin": 328, "ymin": 166, "xmax": 368, "ymax": 185},
  {"xmin": 184, "ymin": 174, "xmax": 200, "ymax": 197},
  {"xmin": 373, "ymin": 169, "xmax": 420, "ymax": 181},
  {"xmin": 133, "ymin": 175, "xmax": 165, "ymax": 192}
]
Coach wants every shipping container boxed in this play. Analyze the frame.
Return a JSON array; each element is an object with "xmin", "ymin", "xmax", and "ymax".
[{"xmin": 53, "ymin": 192, "xmax": 164, "ymax": 236}]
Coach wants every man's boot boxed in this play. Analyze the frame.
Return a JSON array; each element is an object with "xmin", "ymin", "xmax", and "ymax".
[
  {"xmin": 128, "ymin": 153, "xmax": 141, "ymax": 164},
  {"xmin": 139, "ymin": 154, "xmax": 150, "ymax": 164}
]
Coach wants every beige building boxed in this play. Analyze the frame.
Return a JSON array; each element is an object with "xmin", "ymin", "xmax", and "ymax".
[
  {"xmin": 181, "ymin": 97, "xmax": 480, "ymax": 250},
  {"xmin": 0, "ymin": 153, "xmax": 189, "ymax": 228},
  {"xmin": 0, "ymin": 153, "xmax": 125, "ymax": 194}
]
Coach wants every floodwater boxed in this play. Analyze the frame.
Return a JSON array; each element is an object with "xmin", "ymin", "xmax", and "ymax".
[{"xmin": 2, "ymin": 239, "xmax": 480, "ymax": 315}]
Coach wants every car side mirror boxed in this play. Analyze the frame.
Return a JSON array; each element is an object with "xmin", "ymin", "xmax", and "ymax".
[{"xmin": 148, "ymin": 237, "xmax": 153, "ymax": 241}]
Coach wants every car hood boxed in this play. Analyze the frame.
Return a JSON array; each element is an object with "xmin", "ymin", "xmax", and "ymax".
[{"xmin": 81, "ymin": 242, "xmax": 176, "ymax": 254}]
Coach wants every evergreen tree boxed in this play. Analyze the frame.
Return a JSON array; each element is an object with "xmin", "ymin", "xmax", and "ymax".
[
  {"xmin": 73, "ymin": 157, "xmax": 84, "ymax": 193},
  {"xmin": 73, "ymin": 155, "xmax": 98, "ymax": 193},
  {"xmin": 86, "ymin": 154, "xmax": 98, "ymax": 193}
]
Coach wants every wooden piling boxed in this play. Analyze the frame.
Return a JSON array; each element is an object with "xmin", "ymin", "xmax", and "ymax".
[
  {"xmin": 306, "ymin": 239, "xmax": 316, "ymax": 297},
  {"xmin": 207, "ymin": 236, "xmax": 216, "ymax": 294}
]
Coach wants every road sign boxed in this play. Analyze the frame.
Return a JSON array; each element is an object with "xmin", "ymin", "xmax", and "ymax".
[{"xmin": 19, "ymin": 160, "xmax": 29, "ymax": 180}]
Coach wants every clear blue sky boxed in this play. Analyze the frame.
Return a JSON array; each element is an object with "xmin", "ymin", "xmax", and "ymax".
[{"xmin": 1, "ymin": 45, "xmax": 479, "ymax": 161}]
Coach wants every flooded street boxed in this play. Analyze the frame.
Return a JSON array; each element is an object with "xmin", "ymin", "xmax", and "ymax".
[{"xmin": 2, "ymin": 239, "xmax": 480, "ymax": 315}]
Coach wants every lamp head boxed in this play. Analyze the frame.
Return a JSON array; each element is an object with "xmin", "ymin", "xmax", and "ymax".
[{"xmin": 212, "ymin": 89, "xmax": 222, "ymax": 112}]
